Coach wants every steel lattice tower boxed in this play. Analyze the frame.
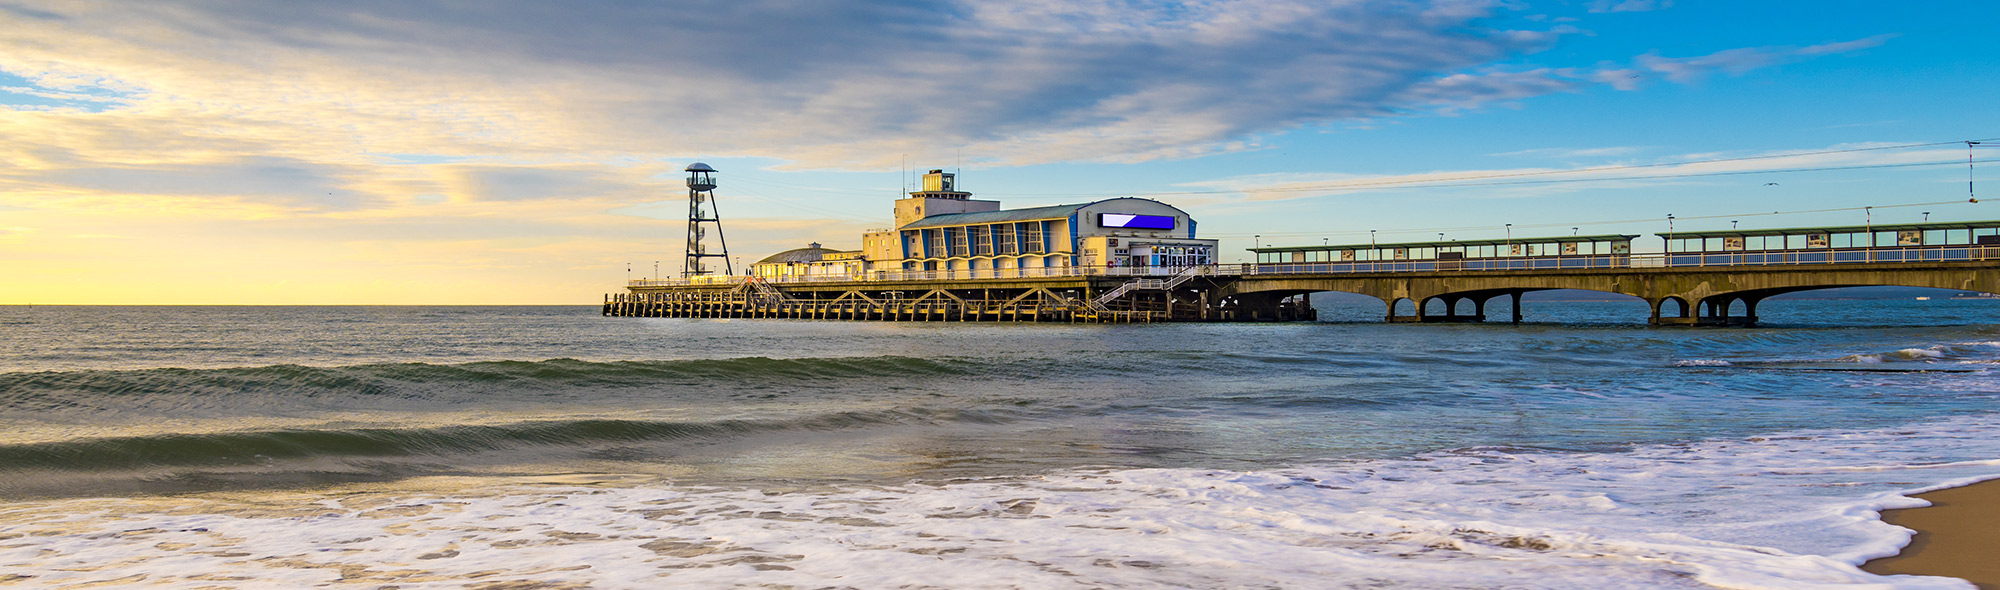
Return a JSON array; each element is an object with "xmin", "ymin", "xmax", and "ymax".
[{"xmin": 681, "ymin": 162, "xmax": 732, "ymax": 277}]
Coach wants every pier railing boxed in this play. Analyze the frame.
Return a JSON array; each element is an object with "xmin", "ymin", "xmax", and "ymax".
[{"xmin": 627, "ymin": 245, "xmax": 2000, "ymax": 288}]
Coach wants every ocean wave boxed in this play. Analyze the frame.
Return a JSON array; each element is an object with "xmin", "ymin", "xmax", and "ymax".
[
  {"xmin": 0, "ymin": 410, "xmax": 979, "ymax": 473},
  {"xmin": 1673, "ymin": 359, "xmax": 1734, "ymax": 367},
  {"xmin": 0, "ymin": 356, "xmax": 1010, "ymax": 410},
  {"xmin": 1837, "ymin": 346, "xmax": 1954, "ymax": 364}
]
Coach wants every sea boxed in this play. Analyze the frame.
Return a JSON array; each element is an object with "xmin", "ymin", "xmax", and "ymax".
[{"xmin": 2, "ymin": 298, "xmax": 1999, "ymax": 589}]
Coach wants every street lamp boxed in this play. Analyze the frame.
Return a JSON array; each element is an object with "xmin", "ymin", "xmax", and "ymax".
[{"xmin": 1924, "ymin": 211, "xmax": 1932, "ymax": 222}]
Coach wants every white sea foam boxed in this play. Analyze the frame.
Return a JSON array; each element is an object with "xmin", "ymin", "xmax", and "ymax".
[
  {"xmin": 8, "ymin": 416, "xmax": 2000, "ymax": 589},
  {"xmin": 1839, "ymin": 346, "xmax": 1955, "ymax": 364},
  {"xmin": 1674, "ymin": 359, "xmax": 1735, "ymax": 367}
]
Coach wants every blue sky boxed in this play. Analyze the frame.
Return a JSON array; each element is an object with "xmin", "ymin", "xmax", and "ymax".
[
  {"xmin": 1, "ymin": 0, "xmax": 1996, "ymax": 301},
  {"xmin": 651, "ymin": 1, "xmax": 2000, "ymax": 257}
]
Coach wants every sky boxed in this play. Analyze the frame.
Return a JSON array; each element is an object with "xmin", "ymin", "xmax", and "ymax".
[{"xmin": 2, "ymin": 0, "xmax": 1997, "ymax": 304}]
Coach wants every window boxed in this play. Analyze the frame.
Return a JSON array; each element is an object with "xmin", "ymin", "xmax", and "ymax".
[
  {"xmin": 996, "ymin": 224, "xmax": 1018, "ymax": 255},
  {"xmin": 928, "ymin": 230, "xmax": 946, "ymax": 258},
  {"xmin": 971, "ymin": 226, "xmax": 991, "ymax": 256},
  {"xmin": 1023, "ymin": 222, "xmax": 1045, "ymax": 253}
]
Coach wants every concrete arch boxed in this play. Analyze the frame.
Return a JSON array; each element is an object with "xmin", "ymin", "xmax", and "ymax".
[
  {"xmin": 1422, "ymin": 297, "xmax": 1450, "ymax": 317},
  {"xmin": 1218, "ymin": 262, "xmax": 2000, "ymax": 326},
  {"xmin": 1390, "ymin": 297, "xmax": 1417, "ymax": 320},
  {"xmin": 1656, "ymin": 296, "xmax": 1690, "ymax": 320}
]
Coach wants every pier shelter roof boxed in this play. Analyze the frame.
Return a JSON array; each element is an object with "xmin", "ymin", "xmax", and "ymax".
[
  {"xmin": 1249, "ymin": 234, "xmax": 1639, "ymax": 254},
  {"xmin": 1662, "ymin": 219, "xmax": 2000, "ymax": 253},
  {"xmin": 899, "ymin": 203, "xmax": 1089, "ymax": 230},
  {"xmin": 755, "ymin": 244, "xmax": 854, "ymax": 265},
  {"xmin": 1664, "ymin": 220, "xmax": 2000, "ymax": 239}
]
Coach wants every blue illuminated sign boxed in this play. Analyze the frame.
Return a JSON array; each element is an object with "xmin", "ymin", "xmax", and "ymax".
[{"xmin": 1099, "ymin": 213, "xmax": 1176, "ymax": 230}]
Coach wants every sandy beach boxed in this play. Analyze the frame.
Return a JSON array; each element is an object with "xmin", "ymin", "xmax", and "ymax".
[{"xmin": 1864, "ymin": 479, "xmax": 2000, "ymax": 589}]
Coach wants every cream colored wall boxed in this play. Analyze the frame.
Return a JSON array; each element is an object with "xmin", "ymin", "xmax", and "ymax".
[{"xmin": 862, "ymin": 230, "xmax": 899, "ymax": 263}]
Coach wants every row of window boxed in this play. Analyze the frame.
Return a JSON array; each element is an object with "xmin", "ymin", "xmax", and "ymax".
[
  {"xmin": 1256, "ymin": 242, "xmax": 1633, "ymax": 264},
  {"xmin": 1664, "ymin": 229, "xmax": 2000, "ymax": 253},
  {"xmin": 907, "ymin": 222, "xmax": 1052, "ymax": 259}
]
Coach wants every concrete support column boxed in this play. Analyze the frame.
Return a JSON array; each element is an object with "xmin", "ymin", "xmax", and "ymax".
[{"xmin": 1510, "ymin": 291, "xmax": 1523, "ymax": 324}]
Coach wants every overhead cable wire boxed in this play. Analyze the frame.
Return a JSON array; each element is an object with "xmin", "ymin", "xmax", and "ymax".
[
  {"xmin": 993, "ymin": 155, "xmax": 2000, "ymax": 200},
  {"xmin": 1207, "ymin": 198, "xmax": 1987, "ymax": 240}
]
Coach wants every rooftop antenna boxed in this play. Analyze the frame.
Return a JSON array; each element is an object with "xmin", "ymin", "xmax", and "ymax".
[
  {"xmin": 1971, "ymin": 141, "xmax": 1984, "ymax": 201},
  {"xmin": 681, "ymin": 162, "xmax": 733, "ymax": 277}
]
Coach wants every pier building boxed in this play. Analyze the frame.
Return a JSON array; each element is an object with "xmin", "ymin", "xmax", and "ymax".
[{"xmin": 752, "ymin": 169, "xmax": 1218, "ymax": 280}]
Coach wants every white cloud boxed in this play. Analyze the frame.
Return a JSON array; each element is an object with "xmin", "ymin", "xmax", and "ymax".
[
  {"xmin": 0, "ymin": 1, "xmax": 1896, "ymax": 175},
  {"xmin": 0, "ymin": 0, "xmax": 1574, "ymax": 172}
]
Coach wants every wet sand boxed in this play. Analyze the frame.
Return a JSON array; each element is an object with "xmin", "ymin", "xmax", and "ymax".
[{"xmin": 1863, "ymin": 479, "xmax": 2000, "ymax": 589}]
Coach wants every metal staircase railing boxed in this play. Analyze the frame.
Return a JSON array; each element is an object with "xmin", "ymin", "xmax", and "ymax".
[
  {"xmin": 744, "ymin": 278, "xmax": 791, "ymax": 305},
  {"xmin": 1086, "ymin": 265, "xmax": 1211, "ymax": 312}
]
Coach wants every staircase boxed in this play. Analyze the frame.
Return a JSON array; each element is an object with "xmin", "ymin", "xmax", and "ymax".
[
  {"xmin": 743, "ymin": 278, "xmax": 791, "ymax": 305},
  {"xmin": 1086, "ymin": 265, "xmax": 1210, "ymax": 312}
]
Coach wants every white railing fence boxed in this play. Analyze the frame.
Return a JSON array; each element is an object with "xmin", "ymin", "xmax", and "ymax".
[{"xmin": 628, "ymin": 245, "xmax": 2000, "ymax": 288}]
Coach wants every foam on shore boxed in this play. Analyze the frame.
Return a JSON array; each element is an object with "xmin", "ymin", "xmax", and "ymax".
[{"xmin": 7, "ymin": 415, "xmax": 2000, "ymax": 589}]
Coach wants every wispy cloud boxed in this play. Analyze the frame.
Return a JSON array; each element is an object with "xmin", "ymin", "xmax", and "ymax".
[
  {"xmin": 1490, "ymin": 146, "xmax": 1645, "ymax": 159},
  {"xmin": 1174, "ymin": 143, "xmax": 1968, "ymax": 203},
  {"xmin": 1588, "ymin": 0, "xmax": 1672, "ymax": 13},
  {"xmin": 1637, "ymin": 35, "xmax": 1894, "ymax": 84}
]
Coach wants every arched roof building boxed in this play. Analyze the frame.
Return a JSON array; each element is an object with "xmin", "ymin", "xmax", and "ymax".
[{"xmin": 752, "ymin": 169, "xmax": 1216, "ymax": 280}]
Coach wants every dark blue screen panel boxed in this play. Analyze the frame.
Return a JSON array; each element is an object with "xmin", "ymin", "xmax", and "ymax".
[{"xmin": 1099, "ymin": 213, "xmax": 1176, "ymax": 230}]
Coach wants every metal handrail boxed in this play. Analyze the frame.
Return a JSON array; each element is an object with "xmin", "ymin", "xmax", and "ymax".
[{"xmin": 627, "ymin": 245, "xmax": 2000, "ymax": 287}]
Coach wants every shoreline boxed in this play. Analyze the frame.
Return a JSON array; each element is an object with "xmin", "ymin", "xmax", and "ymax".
[{"xmin": 1862, "ymin": 479, "xmax": 2000, "ymax": 589}]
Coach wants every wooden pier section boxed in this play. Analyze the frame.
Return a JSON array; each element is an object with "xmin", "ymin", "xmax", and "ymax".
[{"xmin": 603, "ymin": 270, "xmax": 1315, "ymax": 324}]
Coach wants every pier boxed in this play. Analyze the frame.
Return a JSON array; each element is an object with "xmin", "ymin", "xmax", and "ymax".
[{"xmin": 607, "ymin": 164, "xmax": 2000, "ymax": 326}]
